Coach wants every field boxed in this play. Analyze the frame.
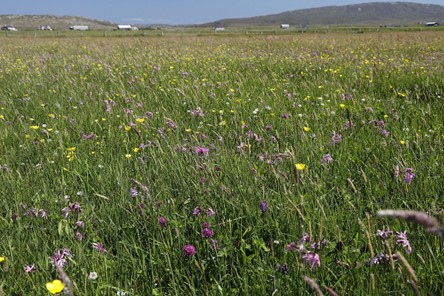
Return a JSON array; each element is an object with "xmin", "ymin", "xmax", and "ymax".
[{"xmin": 0, "ymin": 31, "xmax": 443, "ymax": 295}]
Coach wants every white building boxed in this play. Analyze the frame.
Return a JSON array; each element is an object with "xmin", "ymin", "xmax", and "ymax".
[
  {"xmin": 69, "ymin": 25, "xmax": 89, "ymax": 31},
  {"xmin": 280, "ymin": 24, "xmax": 290, "ymax": 29},
  {"xmin": 117, "ymin": 25, "xmax": 132, "ymax": 30}
]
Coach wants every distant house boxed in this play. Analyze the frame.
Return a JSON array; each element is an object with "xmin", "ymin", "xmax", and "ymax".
[
  {"xmin": 425, "ymin": 22, "xmax": 439, "ymax": 27},
  {"xmin": 1, "ymin": 25, "xmax": 18, "ymax": 31},
  {"xmin": 214, "ymin": 27, "xmax": 225, "ymax": 32},
  {"xmin": 117, "ymin": 25, "xmax": 132, "ymax": 30},
  {"xmin": 69, "ymin": 25, "xmax": 89, "ymax": 31},
  {"xmin": 280, "ymin": 24, "xmax": 290, "ymax": 29},
  {"xmin": 39, "ymin": 25, "xmax": 52, "ymax": 31}
]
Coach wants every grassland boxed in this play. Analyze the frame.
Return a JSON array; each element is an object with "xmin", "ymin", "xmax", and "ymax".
[{"xmin": 0, "ymin": 31, "xmax": 443, "ymax": 295}]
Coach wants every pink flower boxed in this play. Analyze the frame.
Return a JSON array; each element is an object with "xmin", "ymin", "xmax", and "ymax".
[
  {"xmin": 194, "ymin": 146, "xmax": 209, "ymax": 156},
  {"xmin": 183, "ymin": 245, "xmax": 196, "ymax": 257},
  {"xmin": 303, "ymin": 253, "xmax": 321, "ymax": 270},
  {"xmin": 396, "ymin": 231, "xmax": 412, "ymax": 254}
]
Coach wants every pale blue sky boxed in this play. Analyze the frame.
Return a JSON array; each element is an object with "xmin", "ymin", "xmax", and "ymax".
[{"xmin": 2, "ymin": 1, "xmax": 444, "ymax": 24}]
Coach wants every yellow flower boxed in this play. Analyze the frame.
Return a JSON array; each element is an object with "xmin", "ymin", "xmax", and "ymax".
[
  {"xmin": 339, "ymin": 104, "xmax": 346, "ymax": 109},
  {"xmin": 125, "ymin": 154, "xmax": 132, "ymax": 159},
  {"xmin": 124, "ymin": 126, "xmax": 131, "ymax": 131},
  {"xmin": 295, "ymin": 163, "xmax": 306, "ymax": 171},
  {"xmin": 400, "ymin": 140, "xmax": 406, "ymax": 145},
  {"xmin": 46, "ymin": 279, "xmax": 65, "ymax": 294},
  {"xmin": 133, "ymin": 147, "xmax": 141, "ymax": 153},
  {"xmin": 303, "ymin": 126, "xmax": 311, "ymax": 132},
  {"xmin": 384, "ymin": 114, "xmax": 389, "ymax": 119},
  {"xmin": 0, "ymin": 115, "xmax": 4, "ymax": 119},
  {"xmin": 29, "ymin": 125, "xmax": 40, "ymax": 130},
  {"xmin": 67, "ymin": 147, "xmax": 76, "ymax": 152},
  {"xmin": 0, "ymin": 256, "xmax": 5, "ymax": 263},
  {"xmin": 48, "ymin": 113, "xmax": 56, "ymax": 119},
  {"xmin": 135, "ymin": 118, "xmax": 145, "ymax": 124}
]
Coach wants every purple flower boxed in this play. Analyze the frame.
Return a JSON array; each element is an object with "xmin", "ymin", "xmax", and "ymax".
[
  {"xmin": 75, "ymin": 231, "xmax": 84, "ymax": 240},
  {"xmin": 403, "ymin": 168, "xmax": 415, "ymax": 185},
  {"xmin": 76, "ymin": 220, "xmax": 84, "ymax": 228},
  {"xmin": 158, "ymin": 216, "xmax": 168, "ymax": 227},
  {"xmin": 202, "ymin": 227, "xmax": 214, "ymax": 238},
  {"xmin": 278, "ymin": 263, "xmax": 288, "ymax": 274},
  {"xmin": 286, "ymin": 242, "xmax": 300, "ymax": 252},
  {"xmin": 130, "ymin": 187, "xmax": 138, "ymax": 197},
  {"xmin": 193, "ymin": 207, "xmax": 202, "ymax": 216},
  {"xmin": 321, "ymin": 153, "xmax": 333, "ymax": 164},
  {"xmin": 376, "ymin": 226, "xmax": 393, "ymax": 240},
  {"xmin": 303, "ymin": 252, "xmax": 321, "ymax": 270},
  {"xmin": 49, "ymin": 248, "xmax": 74, "ymax": 267},
  {"xmin": 194, "ymin": 146, "xmax": 209, "ymax": 157},
  {"xmin": 183, "ymin": 244, "xmax": 196, "ymax": 257},
  {"xmin": 166, "ymin": 120, "xmax": 177, "ymax": 129},
  {"xmin": 300, "ymin": 233, "xmax": 310, "ymax": 244},
  {"xmin": 379, "ymin": 129, "xmax": 390, "ymax": 137},
  {"xmin": 396, "ymin": 231, "xmax": 412, "ymax": 254},
  {"xmin": 206, "ymin": 208, "xmax": 215, "ymax": 217},
  {"xmin": 259, "ymin": 200, "xmax": 268, "ymax": 213},
  {"xmin": 92, "ymin": 242, "xmax": 108, "ymax": 254},
  {"xmin": 24, "ymin": 264, "xmax": 36, "ymax": 273},
  {"xmin": 331, "ymin": 132, "xmax": 342, "ymax": 144}
]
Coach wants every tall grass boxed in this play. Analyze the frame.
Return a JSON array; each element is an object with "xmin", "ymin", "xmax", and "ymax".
[{"xmin": 0, "ymin": 32, "xmax": 443, "ymax": 295}]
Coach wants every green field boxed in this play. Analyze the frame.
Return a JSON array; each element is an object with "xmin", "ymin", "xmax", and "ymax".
[{"xmin": 0, "ymin": 31, "xmax": 443, "ymax": 295}]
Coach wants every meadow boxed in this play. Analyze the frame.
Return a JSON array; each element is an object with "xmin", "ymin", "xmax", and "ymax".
[{"xmin": 0, "ymin": 31, "xmax": 443, "ymax": 295}]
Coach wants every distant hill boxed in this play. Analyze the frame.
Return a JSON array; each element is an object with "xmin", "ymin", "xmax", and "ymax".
[
  {"xmin": 0, "ymin": 15, "xmax": 116, "ymax": 30},
  {"xmin": 202, "ymin": 2, "xmax": 444, "ymax": 27}
]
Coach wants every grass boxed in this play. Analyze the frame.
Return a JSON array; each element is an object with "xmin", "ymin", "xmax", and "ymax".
[{"xmin": 0, "ymin": 31, "xmax": 443, "ymax": 295}]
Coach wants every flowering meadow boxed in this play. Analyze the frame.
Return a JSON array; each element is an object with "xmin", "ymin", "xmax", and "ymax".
[{"xmin": 0, "ymin": 32, "xmax": 443, "ymax": 295}]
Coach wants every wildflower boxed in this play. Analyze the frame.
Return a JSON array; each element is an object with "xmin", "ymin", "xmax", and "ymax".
[
  {"xmin": 259, "ymin": 200, "xmax": 268, "ymax": 213},
  {"xmin": 194, "ymin": 146, "xmax": 209, "ymax": 156},
  {"xmin": 135, "ymin": 118, "xmax": 145, "ymax": 123},
  {"xmin": 130, "ymin": 187, "xmax": 138, "ymax": 197},
  {"xmin": 206, "ymin": 208, "xmax": 215, "ymax": 217},
  {"xmin": 285, "ymin": 242, "xmax": 299, "ymax": 252},
  {"xmin": 24, "ymin": 264, "xmax": 36, "ymax": 273},
  {"xmin": 379, "ymin": 129, "xmax": 390, "ymax": 137},
  {"xmin": 396, "ymin": 231, "xmax": 412, "ymax": 254},
  {"xmin": 339, "ymin": 103, "xmax": 346, "ymax": 109},
  {"xmin": 75, "ymin": 232, "xmax": 84, "ymax": 240},
  {"xmin": 158, "ymin": 216, "xmax": 168, "ymax": 227},
  {"xmin": 403, "ymin": 168, "xmax": 415, "ymax": 185},
  {"xmin": 76, "ymin": 220, "xmax": 84, "ymax": 228},
  {"xmin": 193, "ymin": 207, "xmax": 202, "ymax": 216},
  {"xmin": 400, "ymin": 140, "xmax": 406, "ymax": 145},
  {"xmin": 300, "ymin": 233, "xmax": 310, "ymax": 243},
  {"xmin": 46, "ymin": 279, "xmax": 65, "ymax": 295},
  {"xmin": 303, "ymin": 252, "xmax": 321, "ymax": 270},
  {"xmin": 67, "ymin": 147, "xmax": 76, "ymax": 152},
  {"xmin": 49, "ymin": 248, "xmax": 74, "ymax": 268},
  {"xmin": 88, "ymin": 272, "xmax": 98, "ymax": 280},
  {"xmin": 376, "ymin": 226, "xmax": 393, "ymax": 240},
  {"xmin": 92, "ymin": 242, "xmax": 108, "ymax": 254},
  {"xmin": 66, "ymin": 151, "xmax": 75, "ymax": 162},
  {"xmin": 125, "ymin": 154, "xmax": 132, "ymax": 159},
  {"xmin": 183, "ymin": 244, "xmax": 196, "ymax": 257},
  {"xmin": 295, "ymin": 163, "xmax": 306, "ymax": 171},
  {"xmin": 0, "ymin": 256, "xmax": 5, "ymax": 263},
  {"xmin": 29, "ymin": 125, "xmax": 40, "ymax": 130},
  {"xmin": 331, "ymin": 132, "xmax": 342, "ymax": 144},
  {"xmin": 303, "ymin": 126, "xmax": 311, "ymax": 132},
  {"xmin": 202, "ymin": 227, "xmax": 215, "ymax": 238},
  {"xmin": 321, "ymin": 153, "xmax": 333, "ymax": 164}
]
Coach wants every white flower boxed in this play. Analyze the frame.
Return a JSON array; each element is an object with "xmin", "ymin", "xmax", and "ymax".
[{"xmin": 88, "ymin": 272, "xmax": 98, "ymax": 280}]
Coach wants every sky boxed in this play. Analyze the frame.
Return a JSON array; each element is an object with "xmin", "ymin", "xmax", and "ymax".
[{"xmin": 2, "ymin": 0, "xmax": 444, "ymax": 25}]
